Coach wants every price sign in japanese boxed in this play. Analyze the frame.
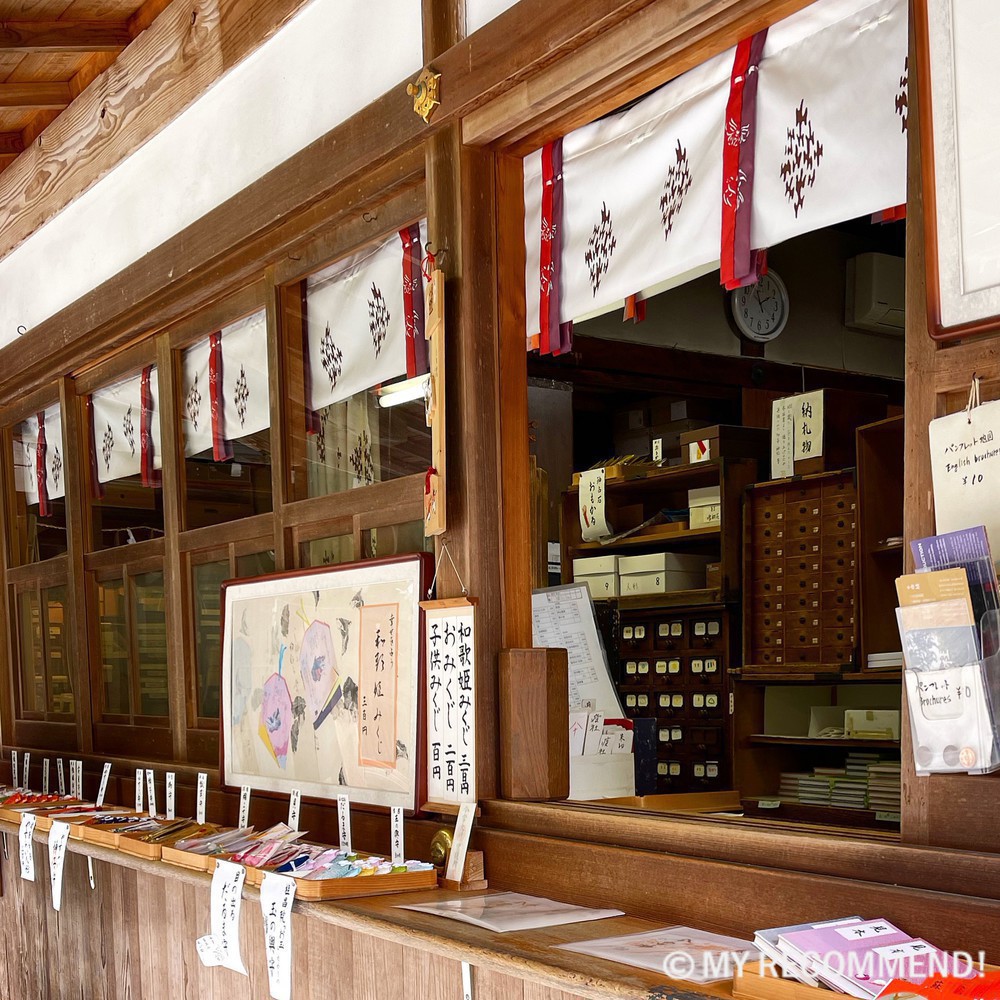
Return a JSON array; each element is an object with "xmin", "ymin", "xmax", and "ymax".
[
  {"xmin": 422, "ymin": 598, "xmax": 477, "ymax": 805},
  {"xmin": 578, "ymin": 468, "xmax": 611, "ymax": 542}
]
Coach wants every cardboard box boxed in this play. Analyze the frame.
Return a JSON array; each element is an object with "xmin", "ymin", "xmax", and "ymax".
[
  {"xmin": 572, "ymin": 555, "xmax": 619, "ymax": 599},
  {"xmin": 680, "ymin": 424, "xmax": 770, "ymax": 468},
  {"xmin": 618, "ymin": 552, "xmax": 712, "ymax": 596},
  {"xmin": 688, "ymin": 486, "xmax": 722, "ymax": 529}
]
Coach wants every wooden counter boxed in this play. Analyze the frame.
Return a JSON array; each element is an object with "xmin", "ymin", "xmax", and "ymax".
[{"xmin": 0, "ymin": 819, "xmax": 734, "ymax": 1000}]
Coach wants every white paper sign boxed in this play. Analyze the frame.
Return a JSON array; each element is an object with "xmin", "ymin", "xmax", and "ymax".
[
  {"xmin": 582, "ymin": 711, "xmax": 606, "ymax": 755},
  {"xmin": 19, "ymin": 813, "xmax": 37, "ymax": 881},
  {"xmin": 579, "ymin": 468, "xmax": 611, "ymax": 541},
  {"xmin": 166, "ymin": 773, "xmax": 176, "ymax": 820},
  {"xmin": 22, "ymin": 753, "xmax": 30, "ymax": 791},
  {"xmin": 792, "ymin": 390, "xmax": 825, "ymax": 461},
  {"xmin": 929, "ymin": 400, "xmax": 1000, "ymax": 544},
  {"xmin": 196, "ymin": 773, "xmax": 208, "ymax": 825},
  {"xmin": 10, "ymin": 750, "xmax": 18, "ymax": 789},
  {"xmin": 424, "ymin": 601, "xmax": 477, "ymax": 804},
  {"xmin": 42, "ymin": 759, "xmax": 50, "ymax": 794},
  {"xmin": 146, "ymin": 769, "xmax": 157, "ymax": 817},
  {"xmin": 260, "ymin": 873, "xmax": 297, "ymax": 1000},
  {"xmin": 96, "ymin": 762, "xmax": 112, "ymax": 807},
  {"xmin": 390, "ymin": 806, "xmax": 404, "ymax": 867},
  {"xmin": 134, "ymin": 768, "xmax": 144, "ymax": 813},
  {"xmin": 207, "ymin": 859, "xmax": 248, "ymax": 975},
  {"xmin": 74, "ymin": 760, "xmax": 83, "ymax": 799},
  {"xmin": 56, "ymin": 759, "xmax": 65, "ymax": 796},
  {"xmin": 287, "ymin": 789, "xmax": 301, "ymax": 832},
  {"xmin": 462, "ymin": 962, "xmax": 473, "ymax": 1000},
  {"xmin": 337, "ymin": 794, "xmax": 352, "ymax": 853},
  {"xmin": 445, "ymin": 802, "xmax": 476, "ymax": 883},
  {"xmin": 48, "ymin": 821, "xmax": 71, "ymax": 911},
  {"xmin": 771, "ymin": 396, "xmax": 795, "ymax": 479},
  {"xmin": 239, "ymin": 786, "xmax": 251, "ymax": 829},
  {"xmin": 69, "ymin": 760, "xmax": 77, "ymax": 799},
  {"xmin": 87, "ymin": 857, "xmax": 95, "ymax": 890},
  {"xmin": 196, "ymin": 935, "xmax": 224, "ymax": 968}
]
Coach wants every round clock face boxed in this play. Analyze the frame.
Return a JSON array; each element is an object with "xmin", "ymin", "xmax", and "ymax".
[{"xmin": 730, "ymin": 270, "xmax": 789, "ymax": 343}]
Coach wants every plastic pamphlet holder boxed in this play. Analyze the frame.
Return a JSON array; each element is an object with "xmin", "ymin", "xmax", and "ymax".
[{"xmin": 904, "ymin": 609, "xmax": 1000, "ymax": 775}]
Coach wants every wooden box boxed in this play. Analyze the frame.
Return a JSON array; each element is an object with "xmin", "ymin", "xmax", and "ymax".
[
  {"xmin": 680, "ymin": 424, "xmax": 770, "ymax": 469},
  {"xmin": 241, "ymin": 858, "xmax": 439, "ymax": 901},
  {"xmin": 783, "ymin": 389, "xmax": 887, "ymax": 476}
]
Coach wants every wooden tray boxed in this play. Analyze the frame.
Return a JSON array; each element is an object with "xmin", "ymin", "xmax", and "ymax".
[
  {"xmin": 241, "ymin": 861, "xmax": 439, "ymax": 899},
  {"xmin": 734, "ymin": 962, "xmax": 825, "ymax": 1000},
  {"xmin": 160, "ymin": 845, "xmax": 215, "ymax": 872},
  {"xmin": 79, "ymin": 819, "xmax": 147, "ymax": 849}
]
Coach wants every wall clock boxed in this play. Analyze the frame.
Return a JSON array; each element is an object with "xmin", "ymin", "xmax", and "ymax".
[{"xmin": 730, "ymin": 270, "xmax": 789, "ymax": 343}]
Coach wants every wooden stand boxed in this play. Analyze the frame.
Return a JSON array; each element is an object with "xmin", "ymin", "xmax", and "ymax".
[
  {"xmin": 439, "ymin": 849, "xmax": 488, "ymax": 892},
  {"xmin": 499, "ymin": 648, "xmax": 569, "ymax": 800}
]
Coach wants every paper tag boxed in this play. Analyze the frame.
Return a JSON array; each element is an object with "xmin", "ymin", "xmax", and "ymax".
[
  {"xmin": 1, "ymin": 833, "xmax": 7, "ymax": 860},
  {"xmin": 19, "ymin": 813, "xmax": 37, "ymax": 881},
  {"xmin": 337, "ymin": 794, "xmax": 352, "ymax": 854},
  {"xmin": 758, "ymin": 799, "xmax": 782, "ymax": 809},
  {"xmin": 239, "ymin": 786, "xmax": 251, "ymax": 829},
  {"xmin": 96, "ymin": 762, "xmax": 112, "ymax": 807},
  {"xmin": 56, "ymin": 759, "xmax": 66, "ymax": 796},
  {"xmin": 876, "ymin": 811, "xmax": 902, "ymax": 823},
  {"xmin": 196, "ymin": 935, "xmax": 224, "ymax": 968},
  {"xmin": 69, "ymin": 759, "xmax": 76, "ymax": 798},
  {"xmin": 579, "ymin": 468, "xmax": 611, "ymax": 542},
  {"xmin": 10, "ymin": 750, "xmax": 18, "ymax": 789},
  {"xmin": 771, "ymin": 397, "xmax": 796, "ymax": 479},
  {"xmin": 42, "ymin": 759, "xmax": 50, "ymax": 794},
  {"xmin": 145, "ymin": 769, "xmax": 157, "ymax": 817},
  {"xmin": 287, "ymin": 789, "xmax": 301, "ymax": 832},
  {"xmin": 166, "ymin": 773, "xmax": 176, "ymax": 820},
  {"xmin": 462, "ymin": 961, "xmax": 474, "ymax": 1000},
  {"xmin": 260, "ymin": 873, "xmax": 297, "ymax": 1000},
  {"xmin": 652, "ymin": 437, "xmax": 663, "ymax": 463},
  {"xmin": 88, "ymin": 857, "xmax": 95, "ymax": 890},
  {"xmin": 197, "ymin": 773, "xmax": 208, "ymax": 825},
  {"xmin": 390, "ymin": 806, "xmax": 404, "ymax": 868},
  {"xmin": 445, "ymin": 802, "xmax": 476, "ymax": 883},
  {"xmin": 74, "ymin": 760, "xmax": 83, "ymax": 799},
  {"xmin": 48, "ymin": 821, "xmax": 71, "ymax": 911},
  {"xmin": 209, "ymin": 859, "xmax": 249, "ymax": 975},
  {"xmin": 134, "ymin": 769, "xmax": 144, "ymax": 814},
  {"xmin": 22, "ymin": 753, "xmax": 30, "ymax": 791},
  {"xmin": 793, "ymin": 389, "xmax": 824, "ymax": 461}
]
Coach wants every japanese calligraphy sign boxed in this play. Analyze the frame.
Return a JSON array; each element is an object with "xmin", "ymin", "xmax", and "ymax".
[
  {"xmin": 48, "ymin": 821, "xmax": 71, "ymax": 912},
  {"xmin": 359, "ymin": 603, "xmax": 400, "ymax": 768},
  {"xmin": 929, "ymin": 399, "xmax": 1000, "ymax": 545},
  {"xmin": 422, "ymin": 598, "xmax": 477, "ymax": 805},
  {"xmin": 578, "ymin": 468, "xmax": 611, "ymax": 542},
  {"xmin": 198, "ymin": 859, "xmax": 248, "ymax": 975},
  {"xmin": 260, "ymin": 873, "xmax": 297, "ymax": 1000},
  {"xmin": 792, "ymin": 390, "xmax": 824, "ymax": 461}
]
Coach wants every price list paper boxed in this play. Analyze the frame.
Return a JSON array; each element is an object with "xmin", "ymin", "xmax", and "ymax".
[
  {"xmin": 422, "ymin": 599, "xmax": 477, "ymax": 804},
  {"xmin": 196, "ymin": 859, "xmax": 248, "ymax": 975},
  {"xmin": 260, "ymin": 873, "xmax": 297, "ymax": 1000},
  {"xmin": 19, "ymin": 813, "xmax": 37, "ymax": 881},
  {"xmin": 48, "ymin": 821, "xmax": 71, "ymax": 911}
]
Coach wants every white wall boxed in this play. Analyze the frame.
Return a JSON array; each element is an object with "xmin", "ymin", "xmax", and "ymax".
[
  {"xmin": 0, "ymin": 0, "xmax": 423, "ymax": 350},
  {"xmin": 575, "ymin": 227, "xmax": 905, "ymax": 379},
  {"xmin": 465, "ymin": 0, "xmax": 520, "ymax": 34}
]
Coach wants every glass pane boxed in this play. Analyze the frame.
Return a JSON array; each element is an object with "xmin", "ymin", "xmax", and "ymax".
[
  {"xmin": 361, "ymin": 521, "xmax": 431, "ymax": 560},
  {"xmin": 17, "ymin": 590, "xmax": 44, "ymax": 714},
  {"xmin": 133, "ymin": 571, "xmax": 169, "ymax": 717},
  {"xmin": 305, "ymin": 387, "xmax": 431, "ymax": 498},
  {"xmin": 43, "ymin": 586, "xmax": 73, "ymax": 715},
  {"xmin": 236, "ymin": 549, "xmax": 275, "ymax": 578},
  {"xmin": 97, "ymin": 579, "xmax": 130, "ymax": 716},
  {"xmin": 193, "ymin": 561, "xmax": 228, "ymax": 719},
  {"xmin": 182, "ymin": 313, "xmax": 273, "ymax": 529},
  {"xmin": 301, "ymin": 534, "xmax": 355, "ymax": 568},
  {"xmin": 92, "ymin": 474, "xmax": 164, "ymax": 550},
  {"xmin": 11, "ymin": 418, "xmax": 68, "ymax": 564}
]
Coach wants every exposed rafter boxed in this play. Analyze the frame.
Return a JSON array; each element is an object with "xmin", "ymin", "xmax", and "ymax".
[
  {"xmin": 0, "ymin": 83, "xmax": 72, "ymax": 111},
  {"xmin": 0, "ymin": 133, "xmax": 25, "ymax": 155},
  {"xmin": 0, "ymin": 21, "xmax": 131, "ymax": 53}
]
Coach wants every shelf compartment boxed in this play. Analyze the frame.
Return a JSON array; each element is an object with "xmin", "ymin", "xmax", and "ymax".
[
  {"xmin": 741, "ymin": 797, "xmax": 900, "ymax": 828},
  {"xmin": 748, "ymin": 734, "xmax": 900, "ymax": 749},
  {"xmin": 570, "ymin": 525, "xmax": 720, "ymax": 553}
]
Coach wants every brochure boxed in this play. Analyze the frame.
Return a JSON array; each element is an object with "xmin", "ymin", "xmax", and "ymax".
[{"xmin": 397, "ymin": 892, "xmax": 623, "ymax": 932}]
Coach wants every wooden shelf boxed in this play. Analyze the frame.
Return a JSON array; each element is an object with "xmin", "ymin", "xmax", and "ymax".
[
  {"xmin": 872, "ymin": 541, "xmax": 904, "ymax": 554},
  {"xmin": 742, "ymin": 797, "xmax": 900, "ymax": 828},
  {"xmin": 748, "ymin": 734, "xmax": 900, "ymax": 749},
  {"xmin": 734, "ymin": 670, "xmax": 902, "ymax": 683},
  {"xmin": 570, "ymin": 525, "xmax": 720, "ymax": 552},
  {"xmin": 566, "ymin": 458, "xmax": 726, "ymax": 497},
  {"xmin": 616, "ymin": 588, "xmax": 725, "ymax": 610}
]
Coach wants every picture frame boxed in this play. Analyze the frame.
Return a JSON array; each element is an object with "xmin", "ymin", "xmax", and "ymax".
[
  {"xmin": 220, "ymin": 553, "xmax": 432, "ymax": 811},
  {"xmin": 916, "ymin": 0, "xmax": 1000, "ymax": 341}
]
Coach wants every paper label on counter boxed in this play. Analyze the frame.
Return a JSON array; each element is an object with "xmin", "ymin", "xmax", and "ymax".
[
  {"xmin": 56, "ymin": 759, "xmax": 65, "ymax": 796},
  {"xmin": 390, "ymin": 806, "xmax": 404, "ymax": 868},
  {"xmin": 445, "ymin": 802, "xmax": 476, "ymax": 883},
  {"xmin": 578, "ymin": 468, "xmax": 611, "ymax": 541},
  {"xmin": 96, "ymin": 762, "xmax": 112, "ymax": 807},
  {"xmin": 337, "ymin": 794, "xmax": 352, "ymax": 854},
  {"xmin": 74, "ymin": 760, "xmax": 83, "ymax": 799},
  {"xmin": 42, "ymin": 759, "xmax": 50, "ymax": 794},
  {"xmin": 10, "ymin": 750, "xmax": 17, "ymax": 789},
  {"xmin": 260, "ymin": 873, "xmax": 297, "ymax": 1000},
  {"xmin": 145, "ymin": 769, "xmax": 157, "ymax": 818},
  {"xmin": 134, "ymin": 768, "xmax": 144, "ymax": 814},
  {"xmin": 197, "ymin": 773, "xmax": 208, "ymax": 825},
  {"xmin": 48, "ymin": 821, "xmax": 71, "ymax": 911},
  {"xmin": 239, "ymin": 786, "xmax": 251, "ymax": 829},
  {"xmin": 166, "ymin": 772, "xmax": 176, "ymax": 820},
  {"xmin": 22, "ymin": 753, "xmax": 30, "ymax": 791},
  {"xmin": 19, "ymin": 813, "xmax": 37, "ymax": 881},
  {"xmin": 287, "ymin": 789, "xmax": 301, "ymax": 832}
]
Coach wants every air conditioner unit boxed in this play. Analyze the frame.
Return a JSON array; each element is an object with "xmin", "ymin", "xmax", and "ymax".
[{"xmin": 845, "ymin": 252, "xmax": 905, "ymax": 335}]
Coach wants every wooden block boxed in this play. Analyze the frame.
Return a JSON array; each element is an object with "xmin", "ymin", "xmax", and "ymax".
[
  {"xmin": 439, "ymin": 849, "xmax": 489, "ymax": 891},
  {"xmin": 499, "ymin": 648, "xmax": 569, "ymax": 800}
]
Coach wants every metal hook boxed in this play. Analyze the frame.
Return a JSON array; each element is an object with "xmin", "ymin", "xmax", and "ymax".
[
  {"xmin": 363, "ymin": 211, "xmax": 378, "ymax": 223},
  {"xmin": 16, "ymin": 325, "xmax": 26, "ymax": 336}
]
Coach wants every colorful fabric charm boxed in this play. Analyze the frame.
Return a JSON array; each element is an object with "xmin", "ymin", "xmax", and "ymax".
[
  {"xmin": 623, "ymin": 294, "xmax": 647, "ymax": 324},
  {"xmin": 208, "ymin": 331, "xmax": 233, "ymax": 461},
  {"xmin": 399, "ymin": 224, "xmax": 428, "ymax": 378},
  {"xmin": 539, "ymin": 138, "xmax": 573, "ymax": 356},
  {"xmin": 140, "ymin": 366, "xmax": 161, "ymax": 488},
  {"xmin": 721, "ymin": 28, "xmax": 768, "ymax": 291},
  {"xmin": 35, "ymin": 410, "xmax": 51, "ymax": 516}
]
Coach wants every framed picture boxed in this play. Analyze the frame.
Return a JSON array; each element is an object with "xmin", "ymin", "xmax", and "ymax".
[
  {"xmin": 917, "ymin": 0, "xmax": 1000, "ymax": 340},
  {"xmin": 220, "ymin": 553, "xmax": 432, "ymax": 810}
]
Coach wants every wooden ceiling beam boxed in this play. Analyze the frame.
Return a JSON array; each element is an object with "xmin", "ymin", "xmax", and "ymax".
[
  {"xmin": 0, "ymin": 83, "xmax": 72, "ymax": 111},
  {"xmin": 0, "ymin": 21, "xmax": 131, "ymax": 53},
  {"xmin": 0, "ymin": 133, "xmax": 24, "ymax": 155}
]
